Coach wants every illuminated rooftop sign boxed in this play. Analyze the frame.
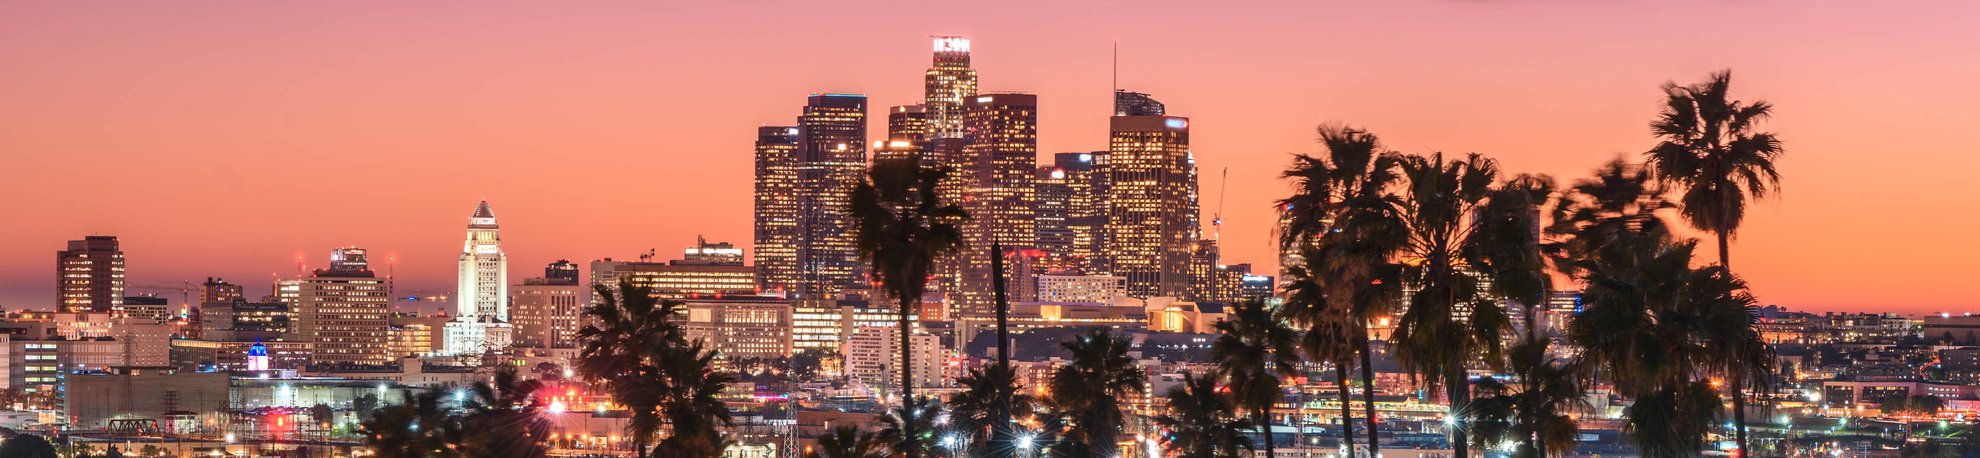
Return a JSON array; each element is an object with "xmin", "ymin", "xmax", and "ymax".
[{"xmin": 933, "ymin": 37, "xmax": 970, "ymax": 53}]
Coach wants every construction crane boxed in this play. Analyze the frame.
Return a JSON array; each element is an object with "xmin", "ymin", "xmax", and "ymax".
[
  {"xmin": 1212, "ymin": 167, "xmax": 1229, "ymax": 242},
  {"xmin": 127, "ymin": 280, "xmax": 197, "ymax": 318}
]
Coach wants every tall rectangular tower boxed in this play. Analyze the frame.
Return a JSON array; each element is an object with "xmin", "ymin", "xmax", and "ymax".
[
  {"xmin": 1106, "ymin": 115, "xmax": 1199, "ymax": 298},
  {"xmin": 924, "ymin": 37, "xmax": 978, "ymax": 141},
  {"xmin": 296, "ymin": 247, "xmax": 393, "ymax": 366},
  {"xmin": 956, "ymin": 93, "xmax": 1039, "ymax": 315},
  {"xmin": 795, "ymin": 94, "xmax": 868, "ymax": 299},
  {"xmin": 753, "ymin": 125, "xmax": 802, "ymax": 297},
  {"xmin": 57, "ymin": 236, "xmax": 124, "ymax": 313},
  {"xmin": 1054, "ymin": 152, "xmax": 1109, "ymax": 275}
]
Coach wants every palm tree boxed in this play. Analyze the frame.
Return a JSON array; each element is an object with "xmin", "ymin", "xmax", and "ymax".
[
  {"xmin": 363, "ymin": 388, "xmax": 467, "ymax": 457},
  {"xmin": 363, "ymin": 369, "xmax": 553, "ymax": 458},
  {"xmin": 1568, "ymin": 227, "xmax": 1766, "ymax": 457},
  {"xmin": 656, "ymin": 339, "xmax": 737, "ymax": 456},
  {"xmin": 878, "ymin": 396, "xmax": 943, "ymax": 458},
  {"xmin": 1387, "ymin": 153, "xmax": 1550, "ymax": 458},
  {"xmin": 852, "ymin": 155, "xmax": 968, "ymax": 458},
  {"xmin": 1465, "ymin": 339, "xmax": 1586, "ymax": 458},
  {"xmin": 460, "ymin": 367, "xmax": 553, "ymax": 457},
  {"xmin": 1277, "ymin": 123, "xmax": 1409, "ymax": 455},
  {"xmin": 951, "ymin": 363, "xmax": 1038, "ymax": 456},
  {"xmin": 576, "ymin": 280, "xmax": 687, "ymax": 458},
  {"xmin": 1544, "ymin": 158, "xmax": 1673, "ymax": 278},
  {"xmin": 1155, "ymin": 372, "xmax": 1254, "ymax": 458},
  {"xmin": 1211, "ymin": 299, "xmax": 1300, "ymax": 457},
  {"xmin": 1046, "ymin": 328, "xmax": 1147, "ymax": 457},
  {"xmin": 1646, "ymin": 70, "xmax": 1783, "ymax": 456},
  {"xmin": 808, "ymin": 426, "xmax": 890, "ymax": 458}
]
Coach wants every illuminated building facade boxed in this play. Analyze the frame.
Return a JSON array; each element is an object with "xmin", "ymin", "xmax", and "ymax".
[
  {"xmin": 791, "ymin": 294, "xmax": 896, "ymax": 352},
  {"xmin": 924, "ymin": 36, "xmax": 977, "ymax": 140},
  {"xmin": 58, "ymin": 235, "xmax": 124, "ymax": 313},
  {"xmin": 753, "ymin": 125, "xmax": 802, "ymax": 297},
  {"xmin": 1036, "ymin": 274, "xmax": 1129, "ymax": 305},
  {"xmin": 447, "ymin": 201, "xmax": 510, "ymax": 356},
  {"xmin": 1105, "ymin": 113, "xmax": 1200, "ymax": 298},
  {"xmin": 1035, "ymin": 166, "xmax": 1074, "ymax": 269},
  {"xmin": 1114, "ymin": 89, "xmax": 1166, "ymax": 116},
  {"xmin": 1054, "ymin": 152, "xmax": 1109, "ymax": 274},
  {"xmin": 957, "ymin": 92, "xmax": 1040, "ymax": 315},
  {"xmin": 512, "ymin": 274, "xmax": 583, "ymax": 349},
  {"xmin": 846, "ymin": 325, "xmax": 950, "ymax": 389},
  {"xmin": 295, "ymin": 247, "xmax": 393, "ymax": 366},
  {"xmin": 887, "ymin": 104, "xmax": 931, "ymax": 146},
  {"xmin": 795, "ymin": 94, "xmax": 868, "ymax": 298},
  {"xmin": 591, "ymin": 242, "xmax": 756, "ymax": 301},
  {"xmin": 680, "ymin": 295, "xmax": 794, "ymax": 360}
]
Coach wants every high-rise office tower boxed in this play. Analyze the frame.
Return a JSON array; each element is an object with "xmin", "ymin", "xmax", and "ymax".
[
  {"xmin": 447, "ymin": 201, "xmax": 510, "ymax": 355},
  {"xmin": 1035, "ymin": 166, "xmax": 1074, "ymax": 268},
  {"xmin": 924, "ymin": 37, "xmax": 978, "ymax": 140},
  {"xmin": 1114, "ymin": 90, "xmax": 1166, "ymax": 116},
  {"xmin": 455, "ymin": 201, "xmax": 508, "ymax": 321},
  {"xmin": 545, "ymin": 259, "xmax": 580, "ymax": 285},
  {"xmin": 682, "ymin": 237, "xmax": 745, "ymax": 265},
  {"xmin": 956, "ymin": 92, "xmax": 1039, "ymax": 315},
  {"xmin": 57, "ymin": 236, "xmax": 124, "ymax": 313},
  {"xmin": 201, "ymin": 277, "xmax": 244, "ymax": 305},
  {"xmin": 511, "ymin": 274, "xmax": 582, "ymax": 349},
  {"xmin": 296, "ymin": 247, "xmax": 393, "ymax": 366},
  {"xmin": 871, "ymin": 137, "xmax": 924, "ymax": 165},
  {"xmin": 1054, "ymin": 152, "xmax": 1109, "ymax": 274},
  {"xmin": 887, "ymin": 104, "xmax": 931, "ymax": 146},
  {"xmin": 1106, "ymin": 108, "xmax": 1199, "ymax": 298},
  {"xmin": 794, "ymin": 94, "xmax": 868, "ymax": 298},
  {"xmin": 754, "ymin": 125, "xmax": 802, "ymax": 297}
]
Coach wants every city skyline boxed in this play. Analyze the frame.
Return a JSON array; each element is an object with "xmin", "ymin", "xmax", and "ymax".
[{"xmin": 5, "ymin": 2, "xmax": 1979, "ymax": 312}]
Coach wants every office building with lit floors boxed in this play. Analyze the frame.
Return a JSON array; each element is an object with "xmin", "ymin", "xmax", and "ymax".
[
  {"xmin": 590, "ymin": 239, "xmax": 757, "ymax": 302},
  {"xmin": 753, "ymin": 125, "xmax": 802, "ymax": 298},
  {"xmin": 845, "ymin": 325, "xmax": 951, "ymax": 390},
  {"xmin": 679, "ymin": 295, "xmax": 794, "ymax": 360},
  {"xmin": 446, "ymin": 201, "xmax": 512, "ymax": 356},
  {"xmin": 295, "ymin": 247, "xmax": 394, "ymax": 366},
  {"xmin": 792, "ymin": 94, "xmax": 869, "ymax": 299},
  {"xmin": 1104, "ymin": 108, "xmax": 1200, "ymax": 298},
  {"xmin": 956, "ymin": 92, "xmax": 1041, "ymax": 316},
  {"xmin": 511, "ymin": 269, "xmax": 584, "ymax": 349},
  {"xmin": 58, "ymin": 235, "xmax": 125, "ymax": 313}
]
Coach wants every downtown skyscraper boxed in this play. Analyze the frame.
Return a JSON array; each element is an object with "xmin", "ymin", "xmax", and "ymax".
[
  {"xmin": 956, "ymin": 92, "xmax": 1040, "ymax": 314},
  {"xmin": 57, "ymin": 235, "xmax": 124, "ymax": 313},
  {"xmin": 1105, "ymin": 95, "xmax": 1200, "ymax": 298},
  {"xmin": 752, "ymin": 94, "xmax": 868, "ymax": 299},
  {"xmin": 924, "ymin": 37, "xmax": 978, "ymax": 141}
]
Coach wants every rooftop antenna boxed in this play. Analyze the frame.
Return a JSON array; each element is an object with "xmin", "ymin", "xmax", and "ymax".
[{"xmin": 1111, "ymin": 39, "xmax": 1119, "ymax": 111}]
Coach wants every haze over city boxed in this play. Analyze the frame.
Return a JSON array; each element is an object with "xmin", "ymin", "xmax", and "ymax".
[{"xmin": 5, "ymin": 2, "xmax": 1978, "ymax": 312}]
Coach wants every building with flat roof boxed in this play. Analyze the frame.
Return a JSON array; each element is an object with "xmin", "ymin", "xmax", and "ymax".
[{"xmin": 58, "ymin": 236, "xmax": 125, "ymax": 313}]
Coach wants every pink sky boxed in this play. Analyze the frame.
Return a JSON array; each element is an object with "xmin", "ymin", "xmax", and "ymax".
[{"xmin": 2, "ymin": 1, "xmax": 1976, "ymax": 313}]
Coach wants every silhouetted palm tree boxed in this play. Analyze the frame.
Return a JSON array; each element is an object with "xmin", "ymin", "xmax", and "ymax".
[
  {"xmin": 1645, "ymin": 70, "xmax": 1783, "ymax": 455},
  {"xmin": 1569, "ymin": 227, "xmax": 1766, "ymax": 457},
  {"xmin": 362, "ymin": 368, "xmax": 552, "ymax": 457},
  {"xmin": 807, "ymin": 426, "xmax": 890, "ymax": 458},
  {"xmin": 1211, "ymin": 299, "xmax": 1300, "ymax": 457},
  {"xmin": 1544, "ymin": 158, "xmax": 1673, "ymax": 278},
  {"xmin": 1046, "ymin": 328, "xmax": 1147, "ymax": 457},
  {"xmin": 1277, "ymin": 123, "xmax": 1409, "ymax": 455},
  {"xmin": 656, "ymin": 339, "xmax": 737, "ymax": 456},
  {"xmin": 576, "ymin": 280, "xmax": 692, "ymax": 458},
  {"xmin": 1155, "ymin": 372, "xmax": 1254, "ymax": 458},
  {"xmin": 852, "ymin": 155, "xmax": 968, "ymax": 458},
  {"xmin": 950, "ymin": 363, "xmax": 1037, "ymax": 456},
  {"xmin": 1465, "ymin": 339, "xmax": 1586, "ymax": 458},
  {"xmin": 878, "ymin": 396, "xmax": 943, "ymax": 458},
  {"xmin": 1388, "ymin": 153, "xmax": 1550, "ymax": 458},
  {"xmin": 462, "ymin": 367, "xmax": 553, "ymax": 457}
]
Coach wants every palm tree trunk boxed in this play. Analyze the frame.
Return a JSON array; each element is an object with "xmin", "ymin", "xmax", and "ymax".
[
  {"xmin": 1357, "ymin": 334, "xmax": 1380, "ymax": 457},
  {"xmin": 991, "ymin": 241, "xmax": 1013, "ymax": 458},
  {"xmin": 899, "ymin": 294, "xmax": 920, "ymax": 458},
  {"xmin": 1336, "ymin": 362, "xmax": 1355, "ymax": 458},
  {"xmin": 1718, "ymin": 226, "xmax": 1749, "ymax": 458},
  {"xmin": 1448, "ymin": 364, "xmax": 1468, "ymax": 458},
  {"xmin": 1264, "ymin": 402, "xmax": 1278, "ymax": 458}
]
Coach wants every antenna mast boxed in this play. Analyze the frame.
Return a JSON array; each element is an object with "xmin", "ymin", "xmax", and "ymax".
[{"xmin": 1213, "ymin": 167, "xmax": 1229, "ymax": 242}]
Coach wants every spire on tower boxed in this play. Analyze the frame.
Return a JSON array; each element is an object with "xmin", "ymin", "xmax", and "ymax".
[{"xmin": 472, "ymin": 200, "xmax": 495, "ymax": 219}]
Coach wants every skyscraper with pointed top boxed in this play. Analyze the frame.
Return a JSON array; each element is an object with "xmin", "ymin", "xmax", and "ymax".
[
  {"xmin": 925, "ymin": 36, "xmax": 977, "ymax": 140},
  {"xmin": 446, "ymin": 200, "xmax": 512, "ymax": 355},
  {"xmin": 456, "ymin": 200, "xmax": 508, "ymax": 321}
]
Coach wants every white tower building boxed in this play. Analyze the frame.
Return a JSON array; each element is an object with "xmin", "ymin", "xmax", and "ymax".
[{"xmin": 446, "ymin": 200, "xmax": 511, "ymax": 355}]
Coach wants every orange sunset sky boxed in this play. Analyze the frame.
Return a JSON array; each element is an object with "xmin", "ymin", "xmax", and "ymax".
[{"xmin": 2, "ymin": 1, "xmax": 1976, "ymax": 313}]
